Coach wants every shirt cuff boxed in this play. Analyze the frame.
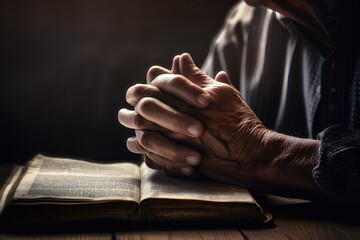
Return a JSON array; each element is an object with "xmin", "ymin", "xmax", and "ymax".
[{"xmin": 312, "ymin": 125, "xmax": 360, "ymax": 203}]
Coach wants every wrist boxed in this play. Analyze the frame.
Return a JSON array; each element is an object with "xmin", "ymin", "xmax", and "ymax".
[{"xmin": 255, "ymin": 131, "xmax": 321, "ymax": 199}]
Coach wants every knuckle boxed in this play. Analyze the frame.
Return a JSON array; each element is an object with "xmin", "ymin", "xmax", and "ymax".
[
  {"xmin": 136, "ymin": 97, "xmax": 156, "ymax": 114},
  {"xmin": 133, "ymin": 113, "xmax": 145, "ymax": 129},
  {"xmin": 167, "ymin": 75, "xmax": 186, "ymax": 87},
  {"xmin": 133, "ymin": 141, "xmax": 145, "ymax": 153},
  {"xmin": 129, "ymin": 84, "xmax": 146, "ymax": 98},
  {"xmin": 117, "ymin": 109, "xmax": 124, "ymax": 123},
  {"xmin": 222, "ymin": 84, "xmax": 236, "ymax": 95},
  {"xmin": 137, "ymin": 131, "xmax": 151, "ymax": 149},
  {"xmin": 126, "ymin": 137, "xmax": 145, "ymax": 153},
  {"xmin": 126, "ymin": 84, "xmax": 146, "ymax": 105}
]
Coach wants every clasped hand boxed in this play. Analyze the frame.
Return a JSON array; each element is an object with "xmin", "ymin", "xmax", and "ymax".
[{"xmin": 119, "ymin": 53, "xmax": 271, "ymax": 187}]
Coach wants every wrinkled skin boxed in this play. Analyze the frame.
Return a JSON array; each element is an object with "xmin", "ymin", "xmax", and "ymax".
[
  {"xmin": 120, "ymin": 53, "xmax": 275, "ymax": 187},
  {"xmin": 119, "ymin": 53, "xmax": 320, "ymax": 198}
]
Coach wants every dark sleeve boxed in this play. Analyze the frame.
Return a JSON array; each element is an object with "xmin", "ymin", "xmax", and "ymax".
[{"xmin": 312, "ymin": 125, "xmax": 360, "ymax": 203}]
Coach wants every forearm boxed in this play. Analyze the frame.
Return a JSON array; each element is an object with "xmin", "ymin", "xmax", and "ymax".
[
  {"xmin": 256, "ymin": 131, "xmax": 321, "ymax": 199},
  {"xmin": 197, "ymin": 128, "xmax": 321, "ymax": 200}
]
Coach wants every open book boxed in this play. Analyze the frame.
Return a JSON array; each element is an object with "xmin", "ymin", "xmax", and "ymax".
[{"xmin": 0, "ymin": 155, "xmax": 270, "ymax": 228}]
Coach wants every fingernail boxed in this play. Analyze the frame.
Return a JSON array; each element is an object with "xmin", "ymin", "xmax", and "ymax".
[
  {"xmin": 188, "ymin": 124, "xmax": 201, "ymax": 137},
  {"xmin": 197, "ymin": 93, "xmax": 210, "ymax": 106},
  {"xmin": 186, "ymin": 155, "xmax": 200, "ymax": 165},
  {"xmin": 181, "ymin": 166, "xmax": 193, "ymax": 176}
]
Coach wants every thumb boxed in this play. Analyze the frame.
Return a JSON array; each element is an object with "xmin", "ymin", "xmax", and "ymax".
[
  {"xmin": 179, "ymin": 53, "xmax": 208, "ymax": 85},
  {"xmin": 215, "ymin": 71, "xmax": 231, "ymax": 85}
]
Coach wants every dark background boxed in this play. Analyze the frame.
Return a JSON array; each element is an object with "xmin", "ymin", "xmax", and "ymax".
[{"xmin": 0, "ymin": 0, "xmax": 238, "ymax": 164}]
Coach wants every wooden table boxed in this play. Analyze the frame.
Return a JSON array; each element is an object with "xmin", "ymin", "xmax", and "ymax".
[{"xmin": 1, "ymin": 163, "xmax": 359, "ymax": 240}]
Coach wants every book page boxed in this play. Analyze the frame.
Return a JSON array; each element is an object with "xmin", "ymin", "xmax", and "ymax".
[
  {"xmin": 0, "ymin": 166, "xmax": 23, "ymax": 214},
  {"xmin": 140, "ymin": 163, "xmax": 255, "ymax": 203},
  {"xmin": 13, "ymin": 155, "xmax": 141, "ymax": 203}
]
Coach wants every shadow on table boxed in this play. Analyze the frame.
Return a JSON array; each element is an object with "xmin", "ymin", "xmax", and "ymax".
[{"xmin": 255, "ymin": 194, "xmax": 360, "ymax": 226}]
